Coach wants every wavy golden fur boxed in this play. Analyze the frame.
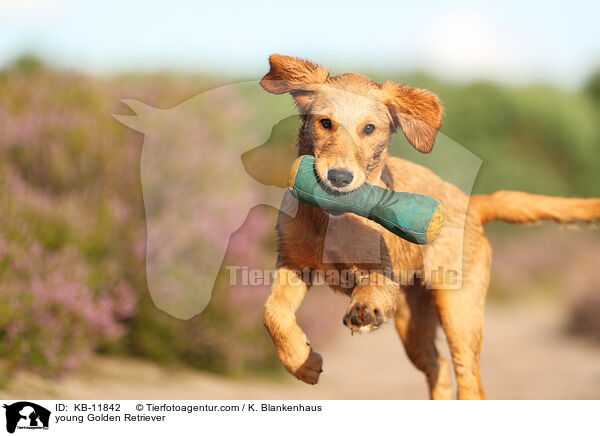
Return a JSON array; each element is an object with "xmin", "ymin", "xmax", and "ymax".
[{"xmin": 260, "ymin": 54, "xmax": 600, "ymax": 399}]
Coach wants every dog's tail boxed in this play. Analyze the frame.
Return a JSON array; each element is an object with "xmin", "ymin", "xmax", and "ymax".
[{"xmin": 470, "ymin": 190, "xmax": 600, "ymax": 225}]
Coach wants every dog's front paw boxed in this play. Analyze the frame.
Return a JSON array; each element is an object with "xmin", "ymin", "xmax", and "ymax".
[
  {"xmin": 343, "ymin": 302, "xmax": 385, "ymax": 332},
  {"xmin": 292, "ymin": 349, "xmax": 323, "ymax": 385}
]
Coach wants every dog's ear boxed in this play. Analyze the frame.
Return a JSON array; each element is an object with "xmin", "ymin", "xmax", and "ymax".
[
  {"xmin": 381, "ymin": 81, "xmax": 443, "ymax": 153},
  {"xmin": 260, "ymin": 54, "xmax": 330, "ymax": 112}
]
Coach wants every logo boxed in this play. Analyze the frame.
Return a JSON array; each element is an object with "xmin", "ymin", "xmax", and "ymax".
[
  {"xmin": 113, "ymin": 83, "xmax": 482, "ymax": 319},
  {"xmin": 3, "ymin": 402, "xmax": 50, "ymax": 434}
]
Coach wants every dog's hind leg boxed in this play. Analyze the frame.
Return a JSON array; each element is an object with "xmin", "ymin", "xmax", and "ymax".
[
  {"xmin": 394, "ymin": 285, "xmax": 452, "ymax": 400},
  {"xmin": 436, "ymin": 287, "xmax": 487, "ymax": 399},
  {"xmin": 264, "ymin": 267, "xmax": 323, "ymax": 384},
  {"xmin": 433, "ymin": 237, "xmax": 491, "ymax": 400}
]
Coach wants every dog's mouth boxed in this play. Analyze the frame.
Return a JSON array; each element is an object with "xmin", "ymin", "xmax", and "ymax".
[
  {"xmin": 319, "ymin": 178, "xmax": 357, "ymax": 194},
  {"xmin": 316, "ymin": 173, "xmax": 366, "ymax": 217}
]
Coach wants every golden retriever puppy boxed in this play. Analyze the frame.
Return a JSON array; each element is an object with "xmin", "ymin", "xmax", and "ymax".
[{"xmin": 260, "ymin": 54, "xmax": 600, "ymax": 399}]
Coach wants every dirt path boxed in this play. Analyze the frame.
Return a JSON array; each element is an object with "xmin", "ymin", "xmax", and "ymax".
[{"xmin": 2, "ymin": 303, "xmax": 600, "ymax": 400}]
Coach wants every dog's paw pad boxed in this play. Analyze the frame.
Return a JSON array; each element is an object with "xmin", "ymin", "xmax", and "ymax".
[{"xmin": 343, "ymin": 303, "xmax": 384, "ymax": 332}]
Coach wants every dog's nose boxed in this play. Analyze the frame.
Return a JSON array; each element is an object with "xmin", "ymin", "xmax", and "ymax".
[{"xmin": 327, "ymin": 168, "xmax": 354, "ymax": 188}]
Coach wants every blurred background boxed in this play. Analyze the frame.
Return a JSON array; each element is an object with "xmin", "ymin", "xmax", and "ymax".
[{"xmin": 0, "ymin": 0, "xmax": 599, "ymax": 399}]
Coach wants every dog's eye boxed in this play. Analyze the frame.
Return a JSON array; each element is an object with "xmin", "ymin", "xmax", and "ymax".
[
  {"xmin": 364, "ymin": 124, "xmax": 375, "ymax": 135},
  {"xmin": 320, "ymin": 118, "xmax": 332, "ymax": 130}
]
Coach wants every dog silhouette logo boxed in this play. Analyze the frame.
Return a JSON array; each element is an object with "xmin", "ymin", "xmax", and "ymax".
[
  {"xmin": 3, "ymin": 402, "xmax": 50, "ymax": 433},
  {"xmin": 113, "ymin": 81, "xmax": 481, "ymax": 319}
]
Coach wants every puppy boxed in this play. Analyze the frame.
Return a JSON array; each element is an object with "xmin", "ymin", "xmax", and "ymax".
[{"xmin": 260, "ymin": 54, "xmax": 600, "ymax": 399}]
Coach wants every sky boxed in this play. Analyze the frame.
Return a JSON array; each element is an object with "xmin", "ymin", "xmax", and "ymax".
[{"xmin": 1, "ymin": 0, "xmax": 599, "ymax": 87}]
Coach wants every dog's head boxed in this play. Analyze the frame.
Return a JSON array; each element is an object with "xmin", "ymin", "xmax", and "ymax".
[{"xmin": 261, "ymin": 54, "xmax": 443, "ymax": 192}]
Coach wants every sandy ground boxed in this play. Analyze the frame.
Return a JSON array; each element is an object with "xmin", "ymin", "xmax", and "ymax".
[{"xmin": 2, "ymin": 301, "xmax": 600, "ymax": 400}]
